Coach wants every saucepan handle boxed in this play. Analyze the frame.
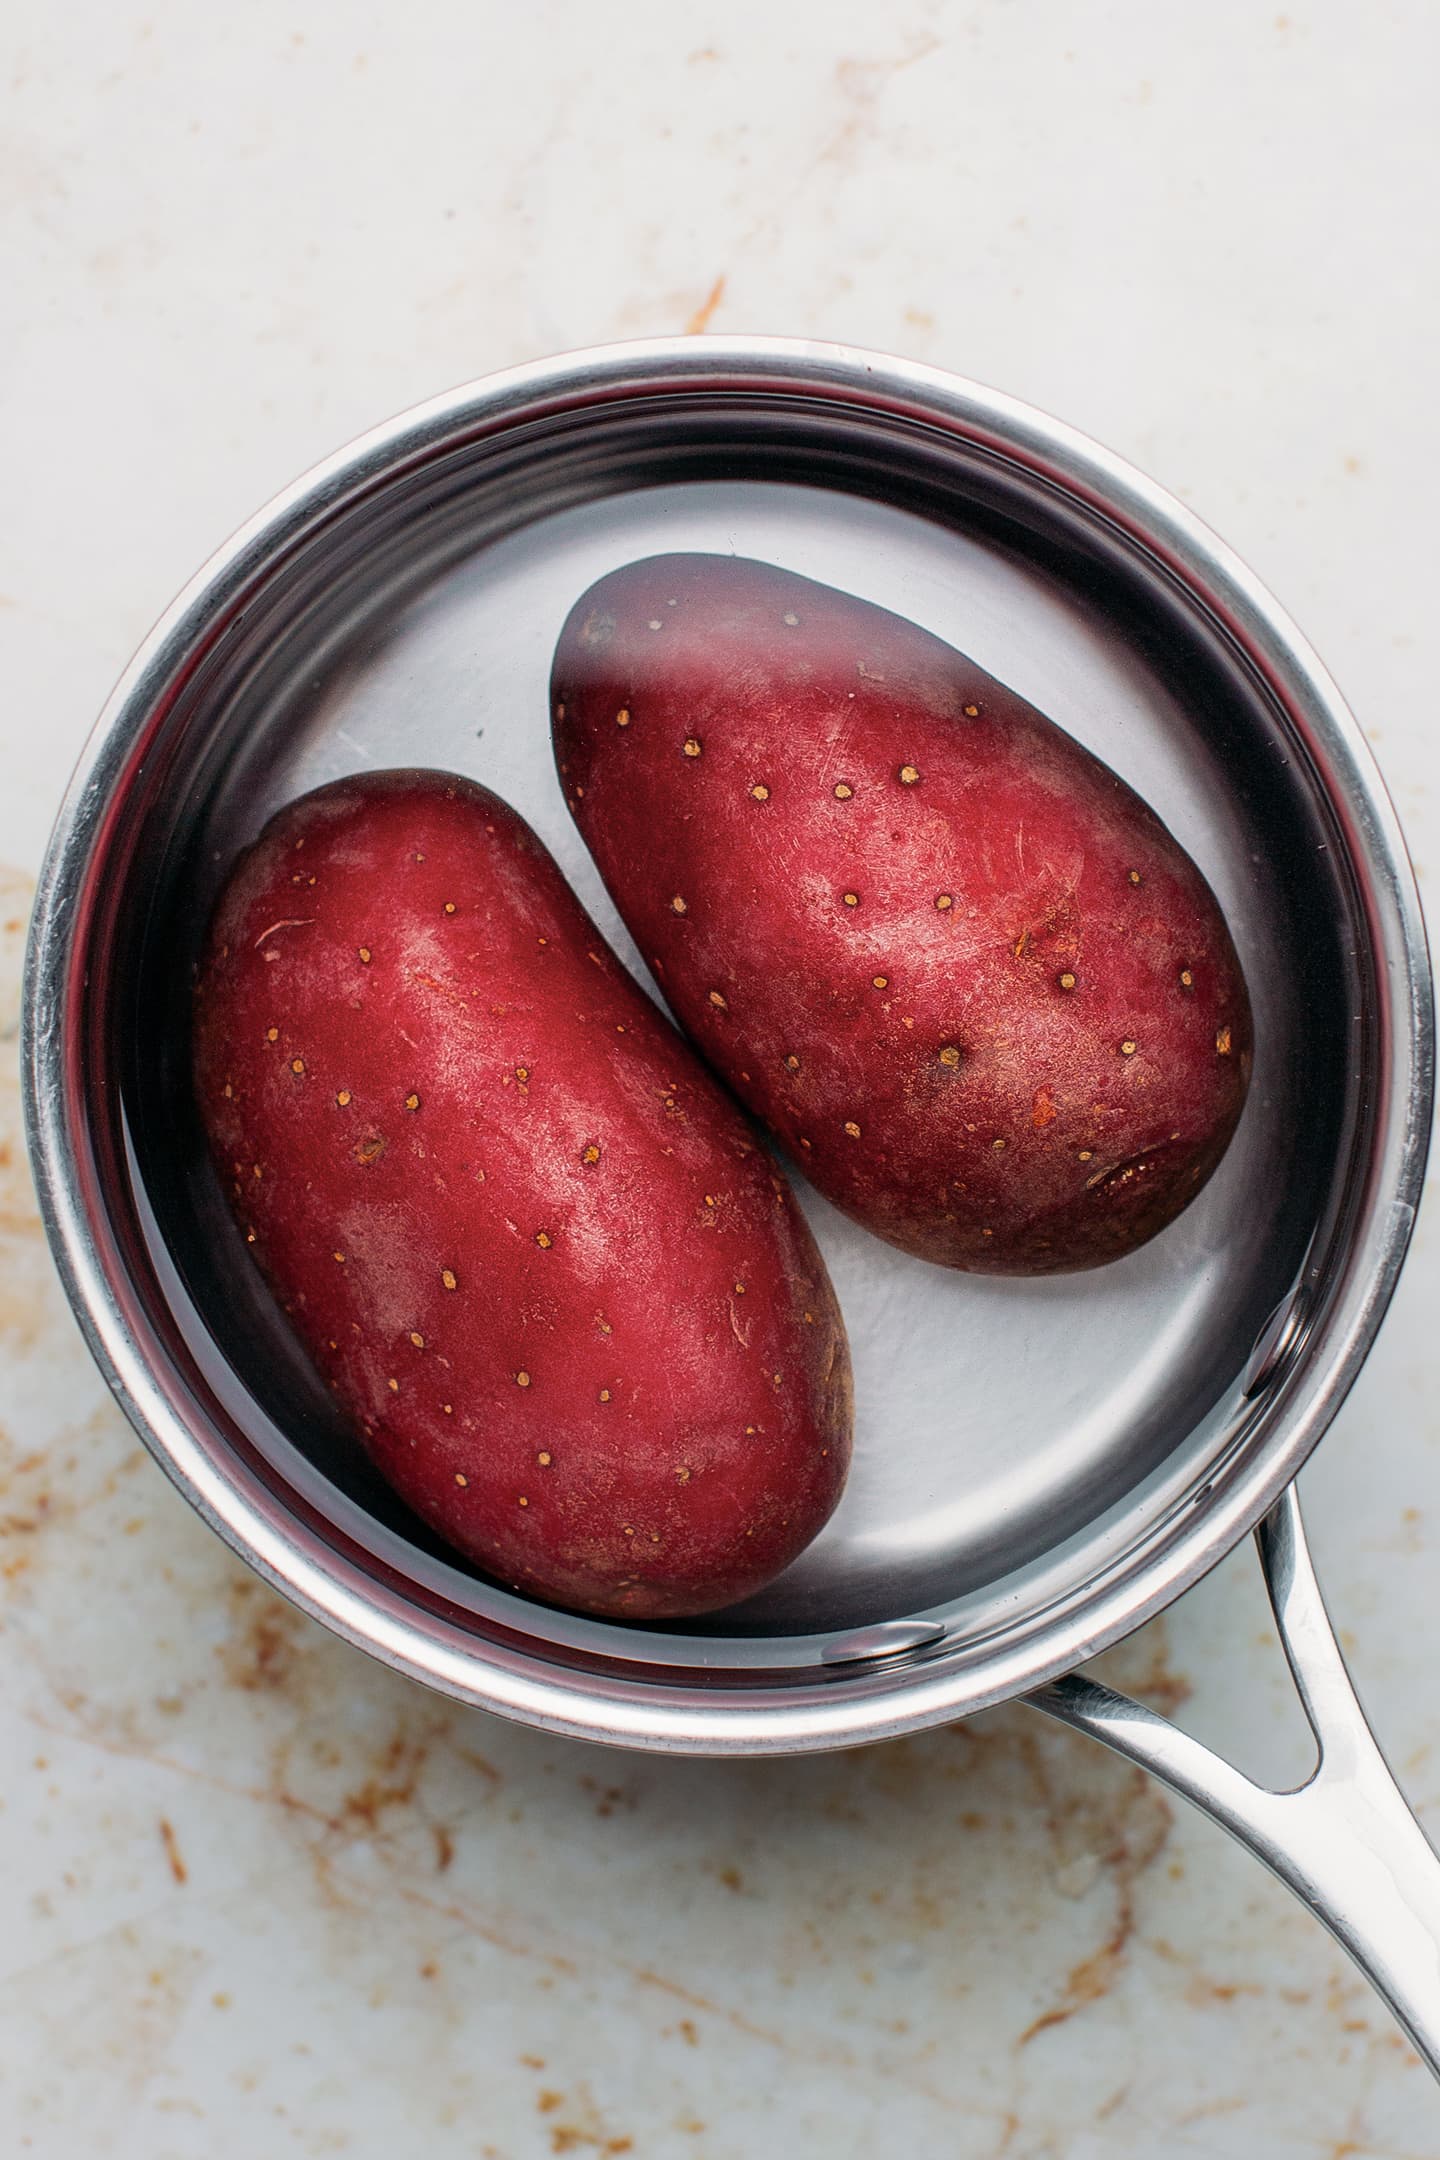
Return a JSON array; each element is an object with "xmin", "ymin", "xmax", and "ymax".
[{"xmin": 1028, "ymin": 1483, "xmax": 1440, "ymax": 2076}]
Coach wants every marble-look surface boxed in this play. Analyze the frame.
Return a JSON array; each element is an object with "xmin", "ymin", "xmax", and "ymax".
[{"xmin": 2, "ymin": 3, "xmax": 1438, "ymax": 2152}]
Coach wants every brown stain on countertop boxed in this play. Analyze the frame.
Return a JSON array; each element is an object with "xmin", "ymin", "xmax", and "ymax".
[
  {"xmin": 1098, "ymin": 1619, "xmax": 1194, "ymax": 1718},
  {"xmin": 533, "ymin": 2077, "xmax": 634, "ymax": 2154},
  {"xmin": 336, "ymin": 1726, "xmax": 433, "ymax": 1836},
  {"xmin": 999, "ymin": 1625, "xmax": 1190, "ymax": 2042},
  {"xmin": 1016, "ymin": 1846, "xmax": 1152, "ymax": 2048},
  {"xmin": 214, "ymin": 1574, "xmax": 307, "ymax": 1693},
  {"xmin": 821, "ymin": 36, "xmax": 943, "ymax": 186},
  {"xmin": 1, "ymin": 1408, "xmax": 149, "ymax": 1593},
  {"xmin": 633, "ymin": 35, "xmax": 942, "ymax": 347},
  {"xmin": 682, "ymin": 274, "xmax": 725, "ymax": 334},
  {"xmin": 157, "ymin": 1816, "xmax": 188, "ymax": 1885},
  {"xmin": 941, "ymin": 1704, "xmax": 1174, "ymax": 2049}
]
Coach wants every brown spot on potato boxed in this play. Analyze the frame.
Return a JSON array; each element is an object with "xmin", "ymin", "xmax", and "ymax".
[
  {"xmin": 388, "ymin": 1378, "xmax": 399, "ymax": 1393},
  {"xmin": 708, "ymin": 990, "xmax": 728, "ymax": 1010},
  {"xmin": 443, "ymin": 901, "xmax": 457, "ymax": 915},
  {"xmin": 842, "ymin": 891, "xmax": 859, "ymax": 908},
  {"xmin": 872, "ymin": 974, "xmax": 889, "ymax": 989},
  {"xmin": 1180, "ymin": 968, "xmax": 1194, "ymax": 989},
  {"xmin": 938, "ymin": 1045, "xmax": 961, "ymax": 1069},
  {"xmin": 1216, "ymin": 1026, "xmax": 1233, "ymax": 1055},
  {"xmin": 784, "ymin": 1053, "xmax": 801, "ymax": 1072},
  {"xmin": 266, "ymin": 1027, "xmax": 279, "ymax": 1043},
  {"xmin": 898, "ymin": 765, "xmax": 920, "ymax": 786},
  {"xmin": 515, "ymin": 1370, "xmax": 531, "ymax": 1388},
  {"xmin": 410, "ymin": 1331, "xmax": 425, "ymax": 1348},
  {"xmin": 538, "ymin": 1451, "xmax": 552, "ymax": 1465},
  {"xmin": 581, "ymin": 1144, "xmax": 601, "ymax": 1165},
  {"xmin": 1127, "ymin": 869, "xmax": 1142, "ymax": 887},
  {"xmin": 833, "ymin": 783, "xmax": 854, "ymax": 800},
  {"xmin": 671, "ymin": 895, "xmax": 688, "ymax": 914},
  {"xmin": 750, "ymin": 783, "xmax": 770, "ymax": 801},
  {"xmin": 455, "ymin": 1472, "xmax": 468, "ymax": 1486},
  {"xmin": 935, "ymin": 893, "xmax": 953, "ymax": 911},
  {"xmin": 358, "ymin": 946, "xmax": 372, "ymax": 963},
  {"xmin": 1032, "ymin": 1087, "xmax": 1057, "ymax": 1129},
  {"xmin": 963, "ymin": 702, "xmax": 979, "ymax": 717},
  {"xmin": 516, "ymin": 1066, "xmax": 529, "ymax": 1081},
  {"xmin": 355, "ymin": 1134, "xmax": 387, "ymax": 1165},
  {"xmin": 844, "ymin": 1121, "xmax": 861, "ymax": 1138},
  {"xmin": 1059, "ymin": 972, "xmax": 1077, "ymax": 991},
  {"xmin": 290, "ymin": 1057, "xmax": 305, "ymax": 1074},
  {"xmin": 1120, "ymin": 1040, "xmax": 1137, "ymax": 1057},
  {"xmin": 536, "ymin": 1231, "xmax": 552, "ymax": 1248},
  {"xmin": 441, "ymin": 1268, "xmax": 457, "ymax": 1290},
  {"xmin": 336, "ymin": 1088, "xmax": 352, "ymax": 1106},
  {"xmin": 683, "ymin": 738, "xmax": 702, "ymax": 758},
  {"xmin": 615, "ymin": 708, "xmax": 630, "ymax": 727},
  {"xmin": 405, "ymin": 1091, "xmax": 421, "ymax": 1110}
]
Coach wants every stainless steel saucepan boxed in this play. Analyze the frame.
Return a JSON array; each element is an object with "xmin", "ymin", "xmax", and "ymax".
[{"xmin": 22, "ymin": 339, "xmax": 1436, "ymax": 2068}]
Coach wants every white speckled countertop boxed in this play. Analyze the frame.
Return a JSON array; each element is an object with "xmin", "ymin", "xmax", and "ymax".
[{"xmin": 3, "ymin": 4, "xmax": 1438, "ymax": 2153}]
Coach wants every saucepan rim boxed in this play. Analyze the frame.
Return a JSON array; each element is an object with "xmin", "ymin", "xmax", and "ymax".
[{"xmin": 21, "ymin": 336, "xmax": 1434, "ymax": 1753}]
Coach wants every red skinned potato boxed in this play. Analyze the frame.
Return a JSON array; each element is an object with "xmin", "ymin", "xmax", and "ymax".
[
  {"xmin": 552, "ymin": 555, "xmax": 1252, "ymax": 1274},
  {"xmin": 193, "ymin": 770, "xmax": 851, "ymax": 1619}
]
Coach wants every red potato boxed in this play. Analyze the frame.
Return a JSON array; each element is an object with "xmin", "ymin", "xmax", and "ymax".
[
  {"xmin": 193, "ymin": 770, "xmax": 851, "ymax": 1618},
  {"xmin": 552, "ymin": 555, "xmax": 1252, "ymax": 1274}
]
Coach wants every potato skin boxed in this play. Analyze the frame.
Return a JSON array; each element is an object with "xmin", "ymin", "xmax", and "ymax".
[
  {"xmin": 192, "ymin": 770, "xmax": 850, "ymax": 1618},
  {"xmin": 552, "ymin": 555, "xmax": 1252, "ymax": 1274}
]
